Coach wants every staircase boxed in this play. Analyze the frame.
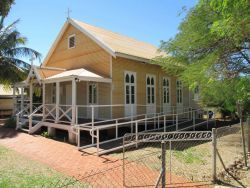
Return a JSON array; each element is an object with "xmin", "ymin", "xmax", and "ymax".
[{"xmin": 16, "ymin": 105, "xmax": 43, "ymax": 134}]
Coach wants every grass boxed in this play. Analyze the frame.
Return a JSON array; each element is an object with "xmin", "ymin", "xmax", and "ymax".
[
  {"xmin": 173, "ymin": 147, "xmax": 206, "ymax": 164},
  {"xmin": 0, "ymin": 145, "xmax": 86, "ymax": 188}
]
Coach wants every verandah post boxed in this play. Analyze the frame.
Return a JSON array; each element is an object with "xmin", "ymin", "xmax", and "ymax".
[
  {"xmin": 91, "ymin": 105, "xmax": 94, "ymax": 144},
  {"xmin": 29, "ymin": 80, "xmax": 33, "ymax": 132},
  {"xmin": 29, "ymin": 80, "xmax": 33, "ymax": 115},
  {"xmin": 212, "ymin": 128, "xmax": 217, "ymax": 183},
  {"xmin": 71, "ymin": 79, "xmax": 76, "ymax": 125},
  {"xmin": 12, "ymin": 85, "xmax": 16, "ymax": 116},
  {"xmin": 42, "ymin": 82, "xmax": 45, "ymax": 121},
  {"xmin": 55, "ymin": 82, "xmax": 60, "ymax": 123},
  {"xmin": 20, "ymin": 86, "xmax": 24, "ymax": 112}
]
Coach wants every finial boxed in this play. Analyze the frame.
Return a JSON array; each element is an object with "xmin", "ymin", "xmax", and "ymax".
[
  {"xmin": 29, "ymin": 53, "xmax": 36, "ymax": 66},
  {"xmin": 66, "ymin": 8, "xmax": 72, "ymax": 20}
]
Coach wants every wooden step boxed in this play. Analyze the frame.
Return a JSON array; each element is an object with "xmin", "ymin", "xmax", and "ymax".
[{"xmin": 20, "ymin": 128, "xmax": 29, "ymax": 133}]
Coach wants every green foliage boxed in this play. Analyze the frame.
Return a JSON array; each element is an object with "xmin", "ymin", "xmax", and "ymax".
[
  {"xmin": 41, "ymin": 131, "xmax": 51, "ymax": 138},
  {"xmin": 0, "ymin": 2, "xmax": 41, "ymax": 86},
  {"xmin": 3, "ymin": 117, "xmax": 16, "ymax": 129},
  {"xmin": 173, "ymin": 147, "xmax": 206, "ymax": 164},
  {"xmin": 154, "ymin": 0, "xmax": 250, "ymax": 114},
  {"xmin": 0, "ymin": 0, "xmax": 15, "ymax": 18}
]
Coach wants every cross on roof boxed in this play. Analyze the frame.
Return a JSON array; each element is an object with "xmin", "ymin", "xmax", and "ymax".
[
  {"xmin": 66, "ymin": 8, "xmax": 72, "ymax": 19},
  {"xmin": 29, "ymin": 53, "xmax": 36, "ymax": 66}
]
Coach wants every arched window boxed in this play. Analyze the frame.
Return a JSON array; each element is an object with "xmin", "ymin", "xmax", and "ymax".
[
  {"xmin": 176, "ymin": 80, "xmax": 183, "ymax": 104},
  {"xmin": 146, "ymin": 75, "xmax": 155, "ymax": 104},
  {"xmin": 124, "ymin": 72, "xmax": 136, "ymax": 104},
  {"xmin": 163, "ymin": 78, "xmax": 170, "ymax": 104}
]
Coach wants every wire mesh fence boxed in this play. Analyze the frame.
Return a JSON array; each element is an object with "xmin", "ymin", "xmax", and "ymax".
[
  {"xmin": 123, "ymin": 132, "xmax": 214, "ymax": 187},
  {"xmin": 215, "ymin": 121, "xmax": 250, "ymax": 187},
  {"xmin": 37, "ymin": 119, "xmax": 250, "ymax": 188}
]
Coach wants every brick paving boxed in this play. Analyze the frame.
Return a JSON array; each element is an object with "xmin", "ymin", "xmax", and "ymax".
[{"xmin": 0, "ymin": 127, "xmax": 213, "ymax": 187}]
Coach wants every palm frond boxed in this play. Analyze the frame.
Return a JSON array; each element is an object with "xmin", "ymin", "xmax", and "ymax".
[{"xmin": 5, "ymin": 47, "xmax": 41, "ymax": 61}]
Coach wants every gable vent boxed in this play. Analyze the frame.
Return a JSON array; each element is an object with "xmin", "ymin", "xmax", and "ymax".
[{"xmin": 68, "ymin": 35, "xmax": 75, "ymax": 48}]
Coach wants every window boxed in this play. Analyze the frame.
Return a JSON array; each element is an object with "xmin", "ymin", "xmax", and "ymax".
[
  {"xmin": 88, "ymin": 83, "xmax": 97, "ymax": 104},
  {"xmin": 146, "ymin": 75, "xmax": 155, "ymax": 104},
  {"xmin": 176, "ymin": 80, "xmax": 183, "ymax": 104},
  {"xmin": 124, "ymin": 72, "xmax": 136, "ymax": 104},
  {"xmin": 163, "ymin": 78, "xmax": 170, "ymax": 104},
  {"xmin": 68, "ymin": 35, "xmax": 75, "ymax": 48}
]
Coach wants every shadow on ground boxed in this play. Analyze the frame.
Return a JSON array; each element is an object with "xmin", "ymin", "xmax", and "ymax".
[{"xmin": 0, "ymin": 127, "xmax": 20, "ymax": 139}]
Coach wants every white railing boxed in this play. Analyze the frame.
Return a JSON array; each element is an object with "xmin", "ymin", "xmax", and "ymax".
[
  {"xmin": 28, "ymin": 104, "xmax": 44, "ymax": 130},
  {"xmin": 75, "ymin": 107, "xmax": 212, "ymax": 155},
  {"xmin": 58, "ymin": 105, "xmax": 72, "ymax": 123}
]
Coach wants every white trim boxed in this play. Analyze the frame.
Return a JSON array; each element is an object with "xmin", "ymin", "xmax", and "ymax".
[
  {"xmin": 110, "ymin": 82, "xmax": 113, "ymax": 119},
  {"xmin": 25, "ymin": 66, "xmax": 42, "ymax": 85},
  {"xmin": 162, "ymin": 77, "xmax": 171, "ymax": 105},
  {"xmin": 44, "ymin": 75, "xmax": 112, "ymax": 83},
  {"xmin": 87, "ymin": 82, "xmax": 99, "ymax": 105},
  {"xmin": 146, "ymin": 74, "xmax": 156, "ymax": 105},
  {"xmin": 124, "ymin": 71, "xmax": 137, "ymax": 105},
  {"xmin": 68, "ymin": 34, "xmax": 76, "ymax": 49},
  {"xmin": 42, "ymin": 20, "xmax": 70, "ymax": 67},
  {"xmin": 40, "ymin": 66, "xmax": 66, "ymax": 71},
  {"xmin": 110, "ymin": 56, "xmax": 113, "ymax": 119},
  {"xmin": 116, "ymin": 52, "xmax": 150, "ymax": 63},
  {"xmin": 110, "ymin": 56, "xmax": 113, "ymax": 78},
  {"xmin": 176, "ymin": 79, "xmax": 183, "ymax": 105},
  {"xmin": 69, "ymin": 19, "xmax": 116, "ymax": 57}
]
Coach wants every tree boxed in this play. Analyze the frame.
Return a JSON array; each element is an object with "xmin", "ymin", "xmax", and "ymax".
[
  {"xmin": 154, "ymin": 0, "xmax": 250, "ymax": 114},
  {"xmin": 0, "ymin": 0, "xmax": 41, "ymax": 85}
]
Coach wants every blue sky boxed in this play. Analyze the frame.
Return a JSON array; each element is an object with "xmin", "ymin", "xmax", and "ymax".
[{"xmin": 5, "ymin": 0, "xmax": 197, "ymax": 65}]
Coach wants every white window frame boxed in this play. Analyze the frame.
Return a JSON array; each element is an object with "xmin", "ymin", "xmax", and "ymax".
[
  {"xmin": 146, "ymin": 74, "xmax": 156, "ymax": 105},
  {"xmin": 68, "ymin": 34, "xmax": 76, "ymax": 49},
  {"xmin": 124, "ymin": 71, "xmax": 136, "ymax": 105},
  {"xmin": 176, "ymin": 80, "xmax": 183, "ymax": 104},
  {"xmin": 87, "ymin": 82, "xmax": 98, "ymax": 105},
  {"xmin": 162, "ymin": 77, "xmax": 171, "ymax": 104}
]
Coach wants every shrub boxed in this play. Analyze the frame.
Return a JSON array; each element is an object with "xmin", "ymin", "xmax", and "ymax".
[{"xmin": 41, "ymin": 131, "xmax": 52, "ymax": 138}]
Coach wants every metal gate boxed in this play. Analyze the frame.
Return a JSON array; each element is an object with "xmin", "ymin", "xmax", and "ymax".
[{"xmin": 123, "ymin": 131, "xmax": 214, "ymax": 187}]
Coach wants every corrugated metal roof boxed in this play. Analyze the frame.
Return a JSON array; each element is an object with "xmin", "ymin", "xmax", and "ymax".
[{"xmin": 72, "ymin": 19, "xmax": 163, "ymax": 60}]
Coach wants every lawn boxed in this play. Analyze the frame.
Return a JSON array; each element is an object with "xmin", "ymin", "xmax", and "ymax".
[{"xmin": 0, "ymin": 145, "xmax": 86, "ymax": 188}]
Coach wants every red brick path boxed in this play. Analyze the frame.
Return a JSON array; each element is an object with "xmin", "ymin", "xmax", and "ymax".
[{"xmin": 0, "ymin": 127, "xmax": 213, "ymax": 187}]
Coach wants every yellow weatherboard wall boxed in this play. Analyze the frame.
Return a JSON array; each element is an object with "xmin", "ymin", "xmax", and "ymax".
[{"xmin": 46, "ymin": 24, "xmax": 110, "ymax": 77}]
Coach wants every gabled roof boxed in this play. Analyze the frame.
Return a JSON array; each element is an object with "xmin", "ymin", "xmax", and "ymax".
[
  {"xmin": 45, "ymin": 68, "xmax": 111, "ymax": 83},
  {"xmin": 42, "ymin": 18, "xmax": 163, "ymax": 66},
  {"xmin": 25, "ymin": 66, "xmax": 65, "ymax": 84}
]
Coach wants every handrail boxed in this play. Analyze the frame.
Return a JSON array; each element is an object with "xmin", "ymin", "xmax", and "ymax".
[
  {"xmin": 76, "ymin": 107, "xmax": 194, "ymax": 127},
  {"xmin": 76, "ymin": 108, "xmax": 206, "ymax": 133},
  {"xmin": 28, "ymin": 105, "xmax": 43, "ymax": 118}
]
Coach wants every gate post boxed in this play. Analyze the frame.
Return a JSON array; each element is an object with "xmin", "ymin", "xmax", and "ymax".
[
  {"xmin": 212, "ymin": 128, "xmax": 217, "ymax": 183},
  {"xmin": 240, "ymin": 117, "xmax": 248, "ymax": 168},
  {"xmin": 161, "ymin": 141, "xmax": 166, "ymax": 188},
  {"xmin": 247, "ymin": 117, "xmax": 250, "ymax": 155}
]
